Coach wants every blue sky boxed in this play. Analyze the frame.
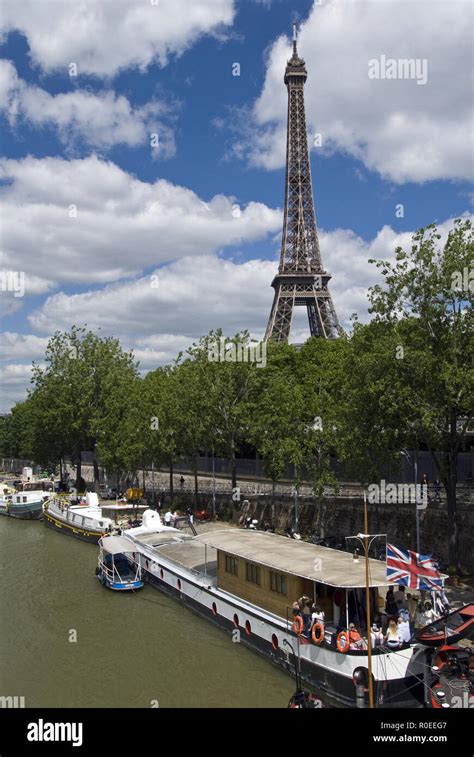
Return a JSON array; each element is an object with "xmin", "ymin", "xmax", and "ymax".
[{"xmin": 0, "ymin": 0, "xmax": 472, "ymax": 411}]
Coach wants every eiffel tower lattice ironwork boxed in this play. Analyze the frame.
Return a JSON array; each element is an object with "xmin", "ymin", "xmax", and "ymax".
[{"xmin": 265, "ymin": 24, "xmax": 340, "ymax": 342}]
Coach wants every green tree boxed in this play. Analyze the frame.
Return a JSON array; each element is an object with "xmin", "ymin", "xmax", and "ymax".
[
  {"xmin": 30, "ymin": 327, "xmax": 139, "ymax": 489},
  {"xmin": 186, "ymin": 330, "xmax": 262, "ymax": 493},
  {"xmin": 0, "ymin": 401, "xmax": 35, "ymax": 460},
  {"xmin": 339, "ymin": 219, "xmax": 473, "ymax": 568}
]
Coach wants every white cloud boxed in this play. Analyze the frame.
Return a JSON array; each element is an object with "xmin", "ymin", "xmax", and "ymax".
[
  {"xmin": 28, "ymin": 255, "xmax": 277, "ymax": 337},
  {"xmin": 0, "ymin": 0, "xmax": 235, "ymax": 77},
  {"xmin": 0, "ymin": 332, "xmax": 49, "ymax": 361},
  {"xmin": 0, "ymin": 155, "xmax": 282, "ymax": 287},
  {"xmin": 0, "ymin": 59, "xmax": 176, "ymax": 156},
  {"xmin": 231, "ymin": 0, "xmax": 474, "ymax": 183},
  {"xmin": 28, "ymin": 215, "xmax": 468, "ymax": 339},
  {"xmin": 0, "ymin": 363, "xmax": 35, "ymax": 412},
  {"xmin": 2, "ymin": 213, "xmax": 469, "ymax": 410}
]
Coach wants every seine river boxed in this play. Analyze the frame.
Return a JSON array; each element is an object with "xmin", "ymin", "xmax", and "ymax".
[{"xmin": 0, "ymin": 516, "xmax": 295, "ymax": 708}]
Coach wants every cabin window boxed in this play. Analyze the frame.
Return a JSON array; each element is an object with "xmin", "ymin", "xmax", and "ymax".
[
  {"xmin": 269, "ymin": 571, "xmax": 287, "ymax": 595},
  {"xmin": 224, "ymin": 555, "xmax": 238, "ymax": 575},
  {"xmin": 245, "ymin": 562, "xmax": 261, "ymax": 586},
  {"xmin": 23, "ymin": 496, "xmax": 27, "ymax": 503}
]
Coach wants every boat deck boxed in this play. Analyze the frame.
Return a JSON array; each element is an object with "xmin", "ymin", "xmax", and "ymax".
[{"xmin": 157, "ymin": 540, "xmax": 218, "ymax": 580}]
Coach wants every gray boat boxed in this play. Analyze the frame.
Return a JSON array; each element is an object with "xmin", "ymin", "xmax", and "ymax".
[{"xmin": 0, "ymin": 488, "xmax": 51, "ymax": 520}]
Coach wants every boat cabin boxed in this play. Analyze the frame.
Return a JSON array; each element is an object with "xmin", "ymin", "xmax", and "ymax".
[{"xmin": 194, "ymin": 530, "xmax": 390, "ymax": 626}]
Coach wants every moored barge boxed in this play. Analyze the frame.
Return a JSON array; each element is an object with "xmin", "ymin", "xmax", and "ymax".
[
  {"xmin": 0, "ymin": 489, "xmax": 51, "ymax": 520},
  {"xmin": 122, "ymin": 517, "xmax": 430, "ymax": 707},
  {"xmin": 42, "ymin": 493, "xmax": 115, "ymax": 543}
]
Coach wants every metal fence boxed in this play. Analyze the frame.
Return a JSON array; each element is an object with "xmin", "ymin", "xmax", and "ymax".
[
  {"xmin": 2, "ymin": 449, "xmax": 473, "ymax": 486},
  {"xmin": 171, "ymin": 450, "xmax": 474, "ymax": 485}
]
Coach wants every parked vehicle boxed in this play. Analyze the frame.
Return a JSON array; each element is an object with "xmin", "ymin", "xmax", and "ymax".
[{"xmin": 195, "ymin": 509, "xmax": 210, "ymax": 521}]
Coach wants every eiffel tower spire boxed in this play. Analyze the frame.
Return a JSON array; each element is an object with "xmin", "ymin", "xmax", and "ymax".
[{"xmin": 265, "ymin": 24, "xmax": 340, "ymax": 342}]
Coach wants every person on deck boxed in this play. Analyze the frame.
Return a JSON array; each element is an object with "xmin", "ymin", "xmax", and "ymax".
[
  {"xmin": 414, "ymin": 601, "xmax": 426, "ymax": 630},
  {"xmin": 397, "ymin": 616, "xmax": 411, "ymax": 644},
  {"xmin": 299, "ymin": 596, "xmax": 312, "ymax": 636},
  {"xmin": 406, "ymin": 593, "xmax": 418, "ymax": 623},
  {"xmin": 421, "ymin": 601, "xmax": 438, "ymax": 625},
  {"xmin": 385, "ymin": 620, "xmax": 402, "ymax": 649},
  {"xmin": 370, "ymin": 624, "xmax": 384, "ymax": 648},
  {"xmin": 385, "ymin": 586, "xmax": 399, "ymax": 619},
  {"xmin": 348, "ymin": 623, "xmax": 366, "ymax": 650},
  {"xmin": 310, "ymin": 604, "xmax": 325, "ymax": 632},
  {"xmin": 394, "ymin": 585, "xmax": 408, "ymax": 611}
]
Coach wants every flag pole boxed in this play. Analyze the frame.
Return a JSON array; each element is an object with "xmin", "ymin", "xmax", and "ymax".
[{"xmin": 364, "ymin": 492, "xmax": 374, "ymax": 709}]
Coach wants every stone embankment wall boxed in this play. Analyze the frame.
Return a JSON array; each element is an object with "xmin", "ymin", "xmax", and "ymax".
[
  {"xmin": 4, "ymin": 459, "xmax": 470, "ymax": 571},
  {"xmin": 240, "ymin": 496, "xmax": 474, "ymax": 572}
]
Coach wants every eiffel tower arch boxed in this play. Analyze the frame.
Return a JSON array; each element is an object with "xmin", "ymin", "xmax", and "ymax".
[{"xmin": 265, "ymin": 25, "xmax": 340, "ymax": 342}]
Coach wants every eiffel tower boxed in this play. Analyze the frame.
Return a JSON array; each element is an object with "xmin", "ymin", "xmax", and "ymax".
[{"xmin": 265, "ymin": 24, "xmax": 340, "ymax": 342}]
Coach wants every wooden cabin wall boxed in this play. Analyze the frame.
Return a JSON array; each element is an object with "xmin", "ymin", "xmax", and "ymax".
[{"xmin": 217, "ymin": 550, "xmax": 311, "ymax": 620}]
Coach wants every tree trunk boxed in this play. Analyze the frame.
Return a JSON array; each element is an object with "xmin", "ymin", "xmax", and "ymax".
[
  {"xmin": 427, "ymin": 435, "xmax": 460, "ymax": 572},
  {"xmin": 59, "ymin": 457, "xmax": 63, "ymax": 484},
  {"xmin": 75, "ymin": 456, "xmax": 82, "ymax": 490},
  {"xmin": 93, "ymin": 454, "xmax": 100, "ymax": 493},
  {"xmin": 169, "ymin": 459, "xmax": 174, "ymax": 504},
  {"xmin": 445, "ymin": 447, "xmax": 460, "ymax": 571},
  {"xmin": 231, "ymin": 443, "xmax": 237, "ymax": 491},
  {"xmin": 194, "ymin": 457, "xmax": 198, "ymax": 507},
  {"xmin": 271, "ymin": 479, "xmax": 275, "ymax": 528}
]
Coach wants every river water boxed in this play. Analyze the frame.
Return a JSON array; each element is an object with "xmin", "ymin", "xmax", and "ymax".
[{"xmin": 0, "ymin": 517, "xmax": 295, "ymax": 708}]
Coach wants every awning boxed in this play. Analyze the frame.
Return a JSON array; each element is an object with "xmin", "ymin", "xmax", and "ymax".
[{"xmin": 99, "ymin": 535, "xmax": 136, "ymax": 555}]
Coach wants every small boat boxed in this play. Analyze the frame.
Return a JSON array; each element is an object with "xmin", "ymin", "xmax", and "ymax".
[
  {"xmin": 414, "ymin": 604, "xmax": 474, "ymax": 647},
  {"xmin": 429, "ymin": 645, "xmax": 474, "ymax": 708},
  {"xmin": 0, "ymin": 489, "xmax": 51, "ymax": 520},
  {"xmin": 42, "ymin": 492, "xmax": 115, "ymax": 543},
  {"xmin": 96, "ymin": 535, "xmax": 144, "ymax": 591}
]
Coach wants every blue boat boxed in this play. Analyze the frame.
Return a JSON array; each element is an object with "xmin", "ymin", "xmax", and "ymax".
[{"xmin": 96, "ymin": 535, "xmax": 144, "ymax": 591}]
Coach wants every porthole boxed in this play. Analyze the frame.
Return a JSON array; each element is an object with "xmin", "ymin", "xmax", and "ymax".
[
  {"xmin": 271, "ymin": 634, "xmax": 279, "ymax": 650},
  {"xmin": 245, "ymin": 620, "xmax": 251, "ymax": 636},
  {"xmin": 160, "ymin": 568, "xmax": 164, "ymax": 580},
  {"xmin": 233, "ymin": 613, "xmax": 239, "ymax": 627},
  {"xmin": 211, "ymin": 602, "xmax": 218, "ymax": 616},
  {"xmin": 177, "ymin": 579, "xmax": 182, "ymax": 591}
]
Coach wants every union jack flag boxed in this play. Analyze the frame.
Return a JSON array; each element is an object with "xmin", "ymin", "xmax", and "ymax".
[{"xmin": 386, "ymin": 543, "xmax": 443, "ymax": 590}]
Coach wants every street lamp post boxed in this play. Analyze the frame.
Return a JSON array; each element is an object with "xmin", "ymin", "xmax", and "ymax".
[
  {"xmin": 401, "ymin": 448, "xmax": 421, "ymax": 553},
  {"xmin": 346, "ymin": 494, "xmax": 386, "ymax": 710},
  {"xmin": 212, "ymin": 443, "xmax": 216, "ymax": 518},
  {"xmin": 294, "ymin": 483, "xmax": 299, "ymax": 533},
  {"xmin": 151, "ymin": 460, "xmax": 155, "ymax": 508},
  {"xmin": 414, "ymin": 450, "xmax": 420, "ymax": 553}
]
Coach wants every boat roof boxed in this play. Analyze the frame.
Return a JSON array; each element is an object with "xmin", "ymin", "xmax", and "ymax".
[
  {"xmin": 99, "ymin": 535, "xmax": 136, "ymax": 555},
  {"xmin": 50, "ymin": 501, "xmax": 113, "ymax": 523},
  {"xmin": 194, "ymin": 529, "xmax": 391, "ymax": 588},
  {"xmin": 100, "ymin": 504, "xmax": 148, "ymax": 511}
]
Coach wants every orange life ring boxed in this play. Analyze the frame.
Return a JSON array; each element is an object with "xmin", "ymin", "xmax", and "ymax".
[
  {"xmin": 293, "ymin": 615, "xmax": 304, "ymax": 635},
  {"xmin": 337, "ymin": 631, "xmax": 350, "ymax": 653},
  {"xmin": 311, "ymin": 622, "xmax": 324, "ymax": 645}
]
